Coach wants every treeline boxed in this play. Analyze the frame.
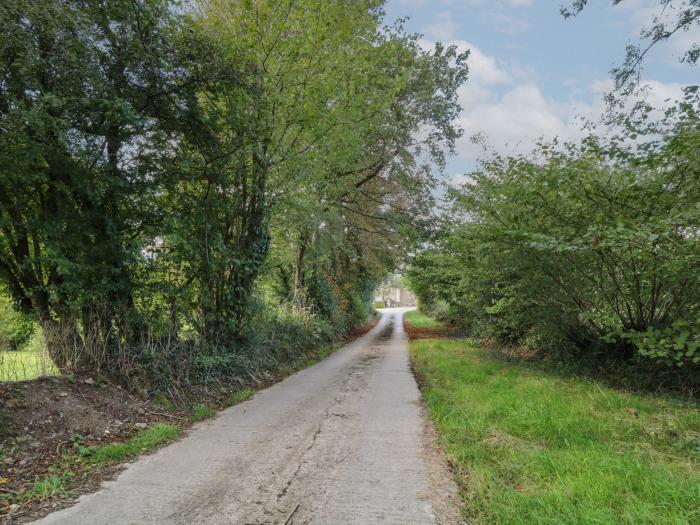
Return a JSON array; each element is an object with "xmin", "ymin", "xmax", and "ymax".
[
  {"xmin": 408, "ymin": 93, "xmax": 700, "ymax": 377},
  {"xmin": 0, "ymin": 0, "xmax": 467, "ymax": 388}
]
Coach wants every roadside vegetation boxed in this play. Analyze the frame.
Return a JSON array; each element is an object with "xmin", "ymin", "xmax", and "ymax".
[
  {"xmin": 3, "ymin": 424, "xmax": 181, "ymax": 512},
  {"xmin": 407, "ymin": 88, "xmax": 700, "ymax": 394},
  {"xmin": 411, "ymin": 336, "xmax": 700, "ymax": 524},
  {"xmin": 0, "ymin": 0, "xmax": 466, "ymax": 392},
  {"xmin": 405, "ymin": 6, "xmax": 700, "ymax": 515}
]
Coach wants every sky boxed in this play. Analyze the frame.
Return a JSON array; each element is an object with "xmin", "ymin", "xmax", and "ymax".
[{"xmin": 384, "ymin": 0, "xmax": 699, "ymax": 179}]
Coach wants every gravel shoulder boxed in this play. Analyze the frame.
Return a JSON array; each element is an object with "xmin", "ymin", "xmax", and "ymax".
[{"xmin": 30, "ymin": 308, "xmax": 460, "ymax": 525}]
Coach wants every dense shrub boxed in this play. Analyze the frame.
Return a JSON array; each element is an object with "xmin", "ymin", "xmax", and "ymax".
[
  {"xmin": 0, "ymin": 293, "xmax": 35, "ymax": 351},
  {"xmin": 407, "ymin": 92, "xmax": 700, "ymax": 373}
]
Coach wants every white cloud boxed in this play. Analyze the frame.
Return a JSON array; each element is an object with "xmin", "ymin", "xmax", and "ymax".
[
  {"xmin": 419, "ymin": 39, "xmax": 688, "ymax": 176},
  {"xmin": 424, "ymin": 11, "xmax": 458, "ymax": 41}
]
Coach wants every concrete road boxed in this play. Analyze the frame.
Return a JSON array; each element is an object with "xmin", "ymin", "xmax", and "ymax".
[{"xmin": 33, "ymin": 308, "xmax": 460, "ymax": 525}]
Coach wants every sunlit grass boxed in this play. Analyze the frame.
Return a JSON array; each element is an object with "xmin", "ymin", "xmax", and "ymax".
[
  {"xmin": 89, "ymin": 424, "xmax": 181, "ymax": 463},
  {"xmin": 404, "ymin": 310, "xmax": 445, "ymax": 329},
  {"xmin": 411, "ymin": 338, "xmax": 700, "ymax": 524},
  {"xmin": 0, "ymin": 330, "xmax": 59, "ymax": 382}
]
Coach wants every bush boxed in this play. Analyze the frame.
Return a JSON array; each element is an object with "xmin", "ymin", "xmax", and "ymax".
[
  {"xmin": 0, "ymin": 293, "xmax": 35, "ymax": 351},
  {"xmin": 407, "ymin": 93, "xmax": 700, "ymax": 377}
]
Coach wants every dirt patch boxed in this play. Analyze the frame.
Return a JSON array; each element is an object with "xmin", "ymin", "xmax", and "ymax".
[
  {"xmin": 420, "ymin": 406, "xmax": 465, "ymax": 525},
  {"xmin": 409, "ymin": 353, "xmax": 464, "ymax": 524},
  {"xmin": 0, "ymin": 375, "xmax": 183, "ymax": 523}
]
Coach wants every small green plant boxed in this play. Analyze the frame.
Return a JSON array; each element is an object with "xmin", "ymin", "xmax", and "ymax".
[
  {"xmin": 14, "ymin": 424, "xmax": 181, "ymax": 505},
  {"xmin": 69, "ymin": 433, "xmax": 96, "ymax": 458},
  {"xmin": 226, "ymin": 388, "xmax": 254, "ymax": 406},
  {"xmin": 23, "ymin": 476, "xmax": 66, "ymax": 502},
  {"xmin": 190, "ymin": 404, "xmax": 216, "ymax": 422},
  {"xmin": 152, "ymin": 393, "xmax": 174, "ymax": 410}
]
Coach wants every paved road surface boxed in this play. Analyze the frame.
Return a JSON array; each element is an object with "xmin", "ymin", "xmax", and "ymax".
[{"xmin": 33, "ymin": 308, "xmax": 459, "ymax": 525}]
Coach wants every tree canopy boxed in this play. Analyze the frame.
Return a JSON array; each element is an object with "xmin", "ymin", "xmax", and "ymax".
[{"xmin": 0, "ymin": 0, "xmax": 467, "ymax": 382}]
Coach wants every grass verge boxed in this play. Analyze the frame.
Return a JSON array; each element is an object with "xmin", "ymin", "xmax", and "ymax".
[
  {"xmin": 2, "ymin": 316, "xmax": 380, "ymax": 519},
  {"xmin": 411, "ymin": 338, "xmax": 700, "ymax": 524},
  {"xmin": 404, "ymin": 310, "xmax": 445, "ymax": 329},
  {"xmin": 6, "ymin": 424, "xmax": 180, "ymax": 509},
  {"xmin": 226, "ymin": 387, "xmax": 255, "ymax": 406}
]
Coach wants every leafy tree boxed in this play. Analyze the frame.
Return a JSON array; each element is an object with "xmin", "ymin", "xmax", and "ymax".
[
  {"xmin": 0, "ymin": 0, "xmax": 203, "ymax": 367},
  {"xmin": 409, "ymin": 93, "xmax": 700, "ymax": 367},
  {"xmin": 0, "ymin": 0, "xmax": 468, "ymax": 379}
]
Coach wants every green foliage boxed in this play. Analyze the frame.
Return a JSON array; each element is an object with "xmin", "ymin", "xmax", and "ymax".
[
  {"xmin": 0, "ymin": 293, "xmax": 34, "ymax": 351},
  {"xmin": 0, "ymin": 0, "xmax": 466, "ymax": 386},
  {"xmin": 408, "ymin": 92, "xmax": 700, "ymax": 373},
  {"xmin": 563, "ymin": 1, "xmax": 699, "ymax": 94},
  {"xmin": 615, "ymin": 320, "xmax": 700, "ymax": 367},
  {"xmin": 21, "ymin": 476, "xmax": 67, "ymax": 502},
  {"xmin": 89, "ymin": 424, "xmax": 180, "ymax": 464},
  {"xmin": 412, "ymin": 338, "xmax": 700, "ymax": 524},
  {"xmin": 10, "ymin": 423, "xmax": 181, "ymax": 506}
]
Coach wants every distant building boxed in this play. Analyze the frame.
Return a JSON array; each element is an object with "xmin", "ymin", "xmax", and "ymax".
[{"xmin": 374, "ymin": 275, "xmax": 417, "ymax": 307}]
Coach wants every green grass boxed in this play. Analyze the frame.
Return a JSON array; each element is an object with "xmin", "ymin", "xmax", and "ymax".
[
  {"xmin": 226, "ymin": 387, "xmax": 255, "ymax": 406},
  {"xmin": 190, "ymin": 404, "xmax": 216, "ymax": 422},
  {"xmin": 0, "ymin": 331, "xmax": 59, "ymax": 382},
  {"xmin": 404, "ymin": 310, "xmax": 445, "ymax": 329},
  {"xmin": 89, "ymin": 424, "xmax": 181, "ymax": 463},
  {"xmin": 411, "ymin": 339, "xmax": 700, "ymax": 525},
  {"xmin": 20, "ymin": 475, "xmax": 66, "ymax": 502}
]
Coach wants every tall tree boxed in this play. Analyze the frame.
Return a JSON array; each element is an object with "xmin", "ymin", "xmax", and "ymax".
[{"xmin": 0, "ymin": 0, "xmax": 194, "ymax": 367}]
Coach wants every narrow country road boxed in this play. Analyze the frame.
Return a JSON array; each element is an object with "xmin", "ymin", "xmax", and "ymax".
[{"xmin": 32, "ymin": 308, "xmax": 460, "ymax": 525}]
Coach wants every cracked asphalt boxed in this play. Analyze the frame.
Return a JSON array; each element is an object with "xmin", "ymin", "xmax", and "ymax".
[{"xmin": 32, "ymin": 308, "xmax": 460, "ymax": 525}]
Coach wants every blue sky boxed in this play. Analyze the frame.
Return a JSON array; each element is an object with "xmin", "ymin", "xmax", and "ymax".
[{"xmin": 384, "ymin": 0, "xmax": 699, "ymax": 177}]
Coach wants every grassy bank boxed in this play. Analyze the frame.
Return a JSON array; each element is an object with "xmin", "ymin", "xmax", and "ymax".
[
  {"xmin": 1, "ymin": 316, "xmax": 379, "ymax": 521},
  {"xmin": 404, "ymin": 310, "xmax": 445, "ymax": 329},
  {"xmin": 411, "ymin": 338, "xmax": 700, "ymax": 524}
]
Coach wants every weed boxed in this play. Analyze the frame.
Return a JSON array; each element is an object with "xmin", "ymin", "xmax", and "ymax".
[
  {"xmin": 22, "ymin": 476, "xmax": 66, "ymax": 502},
  {"xmin": 90, "ymin": 424, "xmax": 180, "ymax": 463}
]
